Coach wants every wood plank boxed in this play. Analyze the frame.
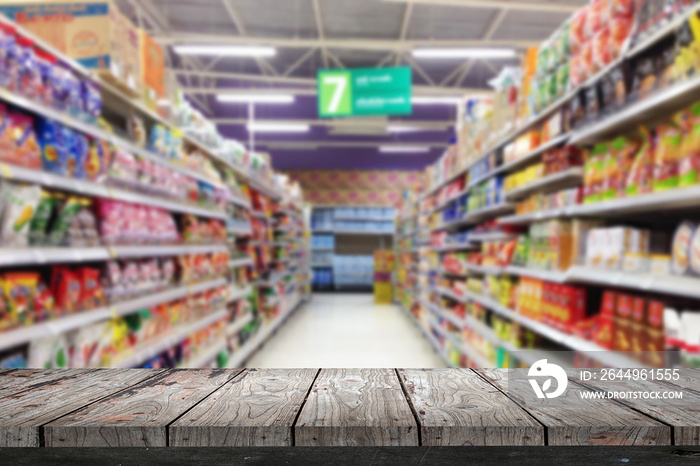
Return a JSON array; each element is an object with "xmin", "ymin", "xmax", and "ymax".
[
  {"xmin": 569, "ymin": 369, "xmax": 700, "ymax": 445},
  {"xmin": 295, "ymin": 368, "xmax": 418, "ymax": 446},
  {"xmin": 170, "ymin": 368, "xmax": 317, "ymax": 447},
  {"xmin": 0, "ymin": 369, "xmax": 161, "ymax": 447},
  {"xmin": 398, "ymin": 368, "xmax": 544, "ymax": 446},
  {"xmin": 44, "ymin": 369, "xmax": 238, "ymax": 447},
  {"xmin": 477, "ymin": 369, "xmax": 670, "ymax": 446},
  {"xmin": 0, "ymin": 369, "xmax": 99, "ymax": 400},
  {"xmin": 657, "ymin": 368, "xmax": 700, "ymax": 396}
]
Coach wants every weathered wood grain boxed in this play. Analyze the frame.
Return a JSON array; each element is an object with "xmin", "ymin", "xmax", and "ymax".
[
  {"xmin": 295, "ymin": 368, "xmax": 418, "ymax": 446},
  {"xmin": 398, "ymin": 369, "xmax": 544, "ymax": 446},
  {"xmin": 43, "ymin": 369, "xmax": 239, "ymax": 447},
  {"xmin": 477, "ymin": 369, "xmax": 670, "ymax": 446},
  {"xmin": 170, "ymin": 368, "xmax": 317, "ymax": 446},
  {"xmin": 569, "ymin": 369, "xmax": 700, "ymax": 445},
  {"xmin": 656, "ymin": 369, "xmax": 700, "ymax": 396},
  {"xmin": 0, "ymin": 369, "xmax": 99, "ymax": 399},
  {"xmin": 0, "ymin": 369, "xmax": 161, "ymax": 447}
]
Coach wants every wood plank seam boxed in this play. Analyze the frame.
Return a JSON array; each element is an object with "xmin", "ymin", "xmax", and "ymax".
[
  {"xmin": 395, "ymin": 368, "xmax": 423, "ymax": 446},
  {"xmin": 36, "ymin": 369, "xmax": 167, "ymax": 447},
  {"xmin": 163, "ymin": 369, "xmax": 245, "ymax": 446},
  {"xmin": 471, "ymin": 369, "xmax": 551, "ymax": 446},
  {"xmin": 567, "ymin": 377, "xmax": 679, "ymax": 445},
  {"xmin": 290, "ymin": 368, "xmax": 322, "ymax": 447}
]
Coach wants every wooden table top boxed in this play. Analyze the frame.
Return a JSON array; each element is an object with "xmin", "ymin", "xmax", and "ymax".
[{"xmin": 0, "ymin": 368, "xmax": 698, "ymax": 448}]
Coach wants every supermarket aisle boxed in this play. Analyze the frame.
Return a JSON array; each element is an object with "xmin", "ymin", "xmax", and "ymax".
[{"xmin": 247, "ymin": 294, "xmax": 447, "ymax": 368}]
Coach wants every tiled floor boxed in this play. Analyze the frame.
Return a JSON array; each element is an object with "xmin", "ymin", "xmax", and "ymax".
[{"xmin": 246, "ymin": 293, "xmax": 447, "ymax": 368}]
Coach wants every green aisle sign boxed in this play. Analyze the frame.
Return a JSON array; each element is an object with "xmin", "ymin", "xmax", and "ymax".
[{"xmin": 317, "ymin": 67, "xmax": 412, "ymax": 118}]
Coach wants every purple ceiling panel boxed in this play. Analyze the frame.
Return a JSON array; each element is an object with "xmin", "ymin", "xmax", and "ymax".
[{"xmin": 269, "ymin": 148, "xmax": 443, "ymax": 171}]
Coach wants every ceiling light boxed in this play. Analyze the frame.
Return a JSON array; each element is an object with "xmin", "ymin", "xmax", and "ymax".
[
  {"xmin": 387, "ymin": 125, "xmax": 446, "ymax": 132},
  {"xmin": 379, "ymin": 146, "xmax": 431, "ymax": 153},
  {"xmin": 247, "ymin": 123, "xmax": 309, "ymax": 132},
  {"xmin": 173, "ymin": 45, "xmax": 276, "ymax": 57},
  {"xmin": 411, "ymin": 48, "xmax": 516, "ymax": 59},
  {"xmin": 217, "ymin": 94, "xmax": 295, "ymax": 104},
  {"xmin": 411, "ymin": 96, "xmax": 464, "ymax": 105}
]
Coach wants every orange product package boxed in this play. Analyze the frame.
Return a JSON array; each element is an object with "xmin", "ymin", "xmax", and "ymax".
[
  {"xmin": 1, "ymin": 110, "xmax": 42, "ymax": 169},
  {"xmin": 626, "ymin": 126, "xmax": 655, "ymax": 196},
  {"xmin": 569, "ymin": 6, "xmax": 589, "ymax": 55},
  {"xmin": 592, "ymin": 28, "xmax": 611, "ymax": 74},
  {"xmin": 609, "ymin": 17, "xmax": 632, "ymax": 59}
]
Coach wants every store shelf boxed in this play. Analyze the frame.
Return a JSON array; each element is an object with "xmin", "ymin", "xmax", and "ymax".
[
  {"xmin": 431, "ymin": 243, "xmax": 477, "ymax": 253},
  {"xmin": 485, "ymin": 133, "xmax": 571, "ymax": 181},
  {"xmin": 228, "ymin": 195, "xmax": 252, "ymax": 209},
  {"xmin": 570, "ymin": 74, "xmax": 700, "ymax": 146},
  {"xmin": 0, "ymin": 244, "xmax": 230, "ymax": 268},
  {"xmin": 226, "ymin": 295, "xmax": 303, "ymax": 367},
  {"xmin": 0, "ymin": 162, "xmax": 227, "ymax": 220},
  {"xmin": 333, "ymin": 216, "xmax": 394, "ymax": 222},
  {"xmin": 432, "ymin": 203, "xmax": 514, "ymax": 231},
  {"xmin": 0, "ymin": 277, "xmax": 227, "ymax": 352},
  {"xmin": 462, "ymin": 290, "xmax": 641, "ymax": 368},
  {"xmin": 333, "ymin": 230, "xmax": 394, "ymax": 236},
  {"xmin": 227, "ymin": 313, "xmax": 255, "ymax": 336},
  {"xmin": 114, "ymin": 308, "xmax": 229, "ymax": 368},
  {"xmin": 430, "ymin": 187, "xmax": 469, "ymax": 213},
  {"xmin": 625, "ymin": 3, "xmax": 700, "ymax": 60},
  {"xmin": 504, "ymin": 167, "xmax": 583, "ymax": 201},
  {"xmin": 464, "ymin": 263, "xmax": 503, "ymax": 276},
  {"xmin": 467, "ymin": 231, "xmax": 517, "ymax": 242},
  {"xmin": 436, "ymin": 287, "xmax": 466, "ymax": 303},
  {"xmin": 401, "ymin": 304, "xmax": 455, "ymax": 368},
  {"xmin": 228, "ymin": 225, "xmax": 253, "ymax": 236},
  {"xmin": 504, "ymin": 265, "xmax": 568, "ymax": 283},
  {"xmin": 250, "ymin": 211, "xmax": 271, "ymax": 220},
  {"xmin": 229, "ymin": 258, "xmax": 254, "ymax": 269},
  {"xmin": 180, "ymin": 339, "xmax": 228, "ymax": 368},
  {"xmin": 570, "ymin": 185, "xmax": 700, "ymax": 217},
  {"xmin": 229, "ymin": 285, "xmax": 253, "ymax": 302},
  {"xmin": 499, "ymin": 207, "xmax": 568, "ymax": 226}
]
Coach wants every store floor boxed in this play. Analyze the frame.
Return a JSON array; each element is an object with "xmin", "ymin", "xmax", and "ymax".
[{"xmin": 246, "ymin": 293, "xmax": 447, "ymax": 368}]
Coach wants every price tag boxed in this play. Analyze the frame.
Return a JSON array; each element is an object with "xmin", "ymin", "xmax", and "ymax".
[
  {"xmin": 0, "ymin": 88, "xmax": 8, "ymax": 99},
  {"xmin": 0, "ymin": 163, "xmax": 12, "ymax": 179},
  {"xmin": 110, "ymin": 307, "xmax": 119, "ymax": 319},
  {"xmin": 31, "ymin": 249, "xmax": 46, "ymax": 264},
  {"xmin": 106, "ymin": 187, "xmax": 115, "ymax": 199},
  {"xmin": 108, "ymin": 247, "xmax": 118, "ymax": 259}
]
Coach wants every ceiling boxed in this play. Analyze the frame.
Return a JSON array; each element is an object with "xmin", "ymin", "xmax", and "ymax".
[{"xmin": 120, "ymin": 0, "xmax": 586, "ymax": 171}]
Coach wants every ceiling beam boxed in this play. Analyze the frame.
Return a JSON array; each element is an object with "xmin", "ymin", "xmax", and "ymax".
[
  {"xmin": 454, "ymin": 8, "xmax": 508, "ymax": 87},
  {"xmin": 381, "ymin": 0, "xmax": 582, "ymax": 13},
  {"xmin": 211, "ymin": 118, "xmax": 454, "ymax": 130},
  {"xmin": 155, "ymin": 33, "xmax": 539, "ymax": 51},
  {"xmin": 283, "ymin": 48, "xmax": 319, "ymax": 76},
  {"xmin": 221, "ymin": 0, "xmax": 278, "ymax": 76},
  {"xmin": 312, "ymin": 0, "xmax": 329, "ymax": 68},
  {"xmin": 395, "ymin": 3, "xmax": 413, "ymax": 65},
  {"xmin": 177, "ymin": 80, "xmax": 490, "ymax": 96}
]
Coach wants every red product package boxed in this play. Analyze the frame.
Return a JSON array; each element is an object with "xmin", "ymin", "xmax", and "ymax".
[
  {"xmin": 52, "ymin": 266, "xmax": 82, "ymax": 314},
  {"xmin": 569, "ymin": 6, "xmax": 589, "ymax": 55},
  {"xmin": 610, "ymin": 0, "xmax": 633, "ymax": 17},
  {"xmin": 77, "ymin": 267, "xmax": 105, "ymax": 310},
  {"xmin": 586, "ymin": 0, "xmax": 604, "ymax": 38},
  {"xmin": 592, "ymin": 28, "xmax": 611, "ymax": 73},
  {"xmin": 579, "ymin": 40, "xmax": 594, "ymax": 82},
  {"xmin": 609, "ymin": 17, "xmax": 632, "ymax": 59}
]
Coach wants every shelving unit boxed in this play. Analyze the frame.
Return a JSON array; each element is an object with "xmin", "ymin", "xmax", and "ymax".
[
  {"xmin": 396, "ymin": 2, "xmax": 700, "ymax": 371},
  {"xmin": 0, "ymin": 14, "xmax": 310, "ymax": 370}
]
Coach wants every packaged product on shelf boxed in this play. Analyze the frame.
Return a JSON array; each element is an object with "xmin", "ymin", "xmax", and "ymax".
[
  {"xmin": 27, "ymin": 334, "xmax": 69, "ymax": 369},
  {"xmin": 128, "ymin": 114, "xmax": 146, "ymax": 147},
  {"xmin": 625, "ymin": 126, "xmax": 655, "ymax": 196},
  {"xmin": 0, "ymin": 181, "xmax": 41, "ymax": 247},
  {"xmin": 27, "ymin": 189, "xmax": 55, "ymax": 245},
  {"xmin": 689, "ymin": 225, "xmax": 700, "ymax": 275},
  {"xmin": 51, "ymin": 266, "xmax": 82, "ymax": 315},
  {"xmin": 0, "ymin": 271, "xmax": 38, "ymax": 329},
  {"xmin": 47, "ymin": 195, "xmax": 84, "ymax": 246},
  {"xmin": 681, "ymin": 311, "xmax": 700, "ymax": 367},
  {"xmin": 0, "ymin": 110, "xmax": 41, "ymax": 169},
  {"xmin": 679, "ymin": 103, "xmax": 700, "ymax": 187},
  {"xmin": 78, "ymin": 267, "xmax": 105, "ymax": 310},
  {"xmin": 654, "ymin": 122, "xmax": 683, "ymax": 192},
  {"xmin": 671, "ymin": 221, "xmax": 694, "ymax": 275},
  {"xmin": 0, "ymin": 349, "xmax": 26, "ymax": 369}
]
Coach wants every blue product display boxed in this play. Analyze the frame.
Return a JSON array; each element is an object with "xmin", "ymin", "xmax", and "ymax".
[{"xmin": 332, "ymin": 255, "xmax": 374, "ymax": 286}]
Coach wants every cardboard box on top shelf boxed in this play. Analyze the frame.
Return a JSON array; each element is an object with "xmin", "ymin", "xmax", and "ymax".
[
  {"xmin": 140, "ymin": 28, "xmax": 166, "ymax": 109},
  {"xmin": 0, "ymin": 1, "xmax": 142, "ymax": 96}
]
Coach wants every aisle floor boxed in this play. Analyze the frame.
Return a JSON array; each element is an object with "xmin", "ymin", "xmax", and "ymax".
[{"xmin": 246, "ymin": 293, "xmax": 447, "ymax": 368}]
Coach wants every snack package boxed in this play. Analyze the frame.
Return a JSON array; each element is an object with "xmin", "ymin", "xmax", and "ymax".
[
  {"xmin": 77, "ymin": 267, "xmax": 105, "ymax": 310},
  {"xmin": 70, "ymin": 131, "xmax": 89, "ymax": 179},
  {"xmin": 626, "ymin": 126, "xmax": 655, "ymax": 196},
  {"xmin": 128, "ymin": 114, "xmax": 146, "ymax": 147},
  {"xmin": 679, "ymin": 102, "xmax": 700, "ymax": 187},
  {"xmin": 37, "ymin": 118, "xmax": 67, "ymax": 175},
  {"xmin": 51, "ymin": 266, "xmax": 82, "ymax": 314},
  {"xmin": 654, "ymin": 122, "xmax": 682, "ymax": 192},
  {"xmin": 0, "ymin": 182, "xmax": 41, "ymax": 247},
  {"xmin": 47, "ymin": 195, "xmax": 84, "ymax": 246},
  {"xmin": 81, "ymin": 80, "xmax": 102, "ymax": 123},
  {"xmin": 672, "ymin": 221, "xmax": 694, "ymax": 276},
  {"xmin": 4, "ymin": 112, "xmax": 41, "ymax": 169},
  {"xmin": 592, "ymin": 27, "xmax": 611, "ymax": 73},
  {"xmin": 85, "ymin": 137, "xmax": 107, "ymax": 181},
  {"xmin": 28, "ymin": 190, "xmax": 56, "ymax": 246},
  {"xmin": 630, "ymin": 55, "xmax": 657, "ymax": 101},
  {"xmin": 0, "ymin": 272, "xmax": 38, "ymax": 328},
  {"xmin": 34, "ymin": 48, "xmax": 56, "ymax": 107},
  {"xmin": 16, "ymin": 36, "xmax": 43, "ymax": 101},
  {"xmin": 33, "ymin": 279, "xmax": 54, "ymax": 323}
]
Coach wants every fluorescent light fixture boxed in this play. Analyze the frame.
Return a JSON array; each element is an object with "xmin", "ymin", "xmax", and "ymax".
[
  {"xmin": 247, "ymin": 123, "xmax": 309, "ymax": 132},
  {"xmin": 173, "ymin": 45, "xmax": 276, "ymax": 57},
  {"xmin": 379, "ymin": 146, "xmax": 430, "ymax": 153},
  {"xmin": 412, "ymin": 96, "xmax": 464, "ymax": 105},
  {"xmin": 412, "ymin": 48, "xmax": 516, "ymax": 59},
  {"xmin": 217, "ymin": 94, "xmax": 295, "ymax": 104},
  {"xmin": 387, "ymin": 125, "xmax": 446, "ymax": 132}
]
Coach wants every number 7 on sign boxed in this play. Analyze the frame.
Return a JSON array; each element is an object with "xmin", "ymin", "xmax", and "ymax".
[{"xmin": 319, "ymin": 71, "xmax": 352, "ymax": 117}]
